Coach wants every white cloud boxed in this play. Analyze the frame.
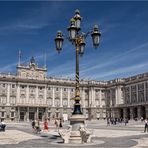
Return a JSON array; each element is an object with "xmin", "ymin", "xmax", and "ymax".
[
  {"xmin": 85, "ymin": 61, "xmax": 148, "ymax": 80},
  {"xmin": 0, "ymin": 62, "xmax": 17, "ymax": 72},
  {"xmin": 80, "ymin": 42, "xmax": 148, "ymax": 75},
  {"xmin": 0, "ymin": 2, "xmax": 63, "ymax": 34}
]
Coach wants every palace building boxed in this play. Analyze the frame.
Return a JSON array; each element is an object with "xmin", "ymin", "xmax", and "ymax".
[{"xmin": 0, "ymin": 57, "xmax": 148, "ymax": 121}]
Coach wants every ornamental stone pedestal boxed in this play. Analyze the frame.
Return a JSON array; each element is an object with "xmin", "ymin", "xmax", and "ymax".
[{"xmin": 69, "ymin": 114, "xmax": 86, "ymax": 144}]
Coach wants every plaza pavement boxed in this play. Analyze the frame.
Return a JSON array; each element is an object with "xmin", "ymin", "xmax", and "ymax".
[{"xmin": 0, "ymin": 120, "xmax": 148, "ymax": 148}]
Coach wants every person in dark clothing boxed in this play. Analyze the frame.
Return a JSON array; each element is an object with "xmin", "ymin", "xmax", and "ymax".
[
  {"xmin": 31, "ymin": 120, "xmax": 35, "ymax": 132},
  {"xmin": 144, "ymin": 118, "xmax": 148, "ymax": 132},
  {"xmin": 59, "ymin": 118, "xmax": 63, "ymax": 128}
]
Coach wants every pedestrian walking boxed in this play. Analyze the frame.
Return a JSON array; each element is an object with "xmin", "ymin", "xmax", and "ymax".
[
  {"xmin": 54, "ymin": 119, "xmax": 59, "ymax": 131},
  {"xmin": 141, "ymin": 117, "xmax": 144, "ymax": 122},
  {"xmin": 124, "ymin": 118, "xmax": 128, "ymax": 126},
  {"xmin": 107, "ymin": 118, "xmax": 110, "ymax": 126},
  {"xmin": 0, "ymin": 119, "xmax": 6, "ymax": 132},
  {"xmin": 35, "ymin": 119, "xmax": 41, "ymax": 134},
  {"xmin": 59, "ymin": 118, "xmax": 63, "ymax": 128},
  {"xmin": 43, "ymin": 119, "xmax": 49, "ymax": 131},
  {"xmin": 31, "ymin": 120, "xmax": 35, "ymax": 132},
  {"xmin": 144, "ymin": 118, "xmax": 148, "ymax": 132}
]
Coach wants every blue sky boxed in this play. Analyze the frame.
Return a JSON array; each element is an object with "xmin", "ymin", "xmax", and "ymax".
[{"xmin": 0, "ymin": 1, "xmax": 148, "ymax": 80}]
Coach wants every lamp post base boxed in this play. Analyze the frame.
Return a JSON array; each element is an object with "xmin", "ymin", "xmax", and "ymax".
[{"xmin": 69, "ymin": 114, "xmax": 85, "ymax": 144}]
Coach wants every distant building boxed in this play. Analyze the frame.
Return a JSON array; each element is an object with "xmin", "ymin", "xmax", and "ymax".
[{"xmin": 0, "ymin": 57, "xmax": 148, "ymax": 121}]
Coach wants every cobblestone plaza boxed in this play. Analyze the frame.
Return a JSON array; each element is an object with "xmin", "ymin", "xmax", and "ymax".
[{"xmin": 0, "ymin": 120, "xmax": 148, "ymax": 148}]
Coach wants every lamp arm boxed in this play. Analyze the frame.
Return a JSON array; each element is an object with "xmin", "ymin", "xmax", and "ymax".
[{"xmin": 84, "ymin": 31, "xmax": 92, "ymax": 39}]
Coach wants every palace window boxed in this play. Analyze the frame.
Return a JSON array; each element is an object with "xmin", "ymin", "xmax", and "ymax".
[
  {"xmin": 48, "ymin": 113, "xmax": 50, "ymax": 118},
  {"xmin": 96, "ymin": 99, "xmax": 99, "ymax": 107},
  {"xmin": 39, "ymin": 87, "xmax": 43, "ymax": 90},
  {"xmin": 31, "ymin": 90, "xmax": 34, "ymax": 93},
  {"xmin": 11, "ymin": 112, "xmax": 14, "ymax": 117},
  {"xmin": 21, "ymin": 85, "xmax": 25, "ymax": 89},
  {"xmin": 2, "ymin": 90, "xmax": 6, "ymax": 94},
  {"xmin": 39, "ymin": 95, "xmax": 43, "ymax": 99},
  {"xmin": 95, "ymin": 89, "xmax": 100, "ymax": 92},
  {"xmin": 12, "ymin": 90, "xmax": 15, "ymax": 94},
  {"xmin": 56, "ymin": 112, "xmax": 59, "ymax": 118},
  {"xmin": 55, "ymin": 98, "xmax": 60, "ymax": 107},
  {"xmin": 12, "ymin": 84, "xmax": 15, "ymax": 88},
  {"xmin": 2, "ymin": 84, "xmax": 5, "ymax": 88},
  {"xmin": 70, "ymin": 99, "xmax": 74, "ymax": 107},
  {"xmin": 1, "ymin": 112, "xmax": 5, "ymax": 117},
  {"xmin": 1, "ymin": 97, "xmax": 6, "ymax": 104},
  {"xmin": 85, "ymin": 90, "xmax": 88, "ymax": 93},
  {"xmin": 63, "ymin": 98, "xmax": 68, "ymax": 107},
  {"xmin": 10, "ymin": 97, "xmax": 15, "ymax": 104},
  {"xmin": 47, "ymin": 98, "xmax": 52, "ymax": 106}
]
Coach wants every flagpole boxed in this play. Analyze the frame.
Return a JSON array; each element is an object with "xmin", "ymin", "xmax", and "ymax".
[
  {"xmin": 18, "ymin": 50, "xmax": 21, "ymax": 66},
  {"xmin": 44, "ymin": 51, "xmax": 46, "ymax": 68}
]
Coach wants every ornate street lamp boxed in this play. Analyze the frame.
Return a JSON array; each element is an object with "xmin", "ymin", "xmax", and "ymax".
[
  {"xmin": 67, "ymin": 18, "xmax": 77, "ymax": 41},
  {"xmin": 91, "ymin": 25, "xmax": 101, "ymax": 48},
  {"xmin": 55, "ymin": 31, "xmax": 64, "ymax": 53},
  {"xmin": 54, "ymin": 9, "xmax": 101, "ymax": 144},
  {"xmin": 73, "ymin": 9, "xmax": 82, "ymax": 29}
]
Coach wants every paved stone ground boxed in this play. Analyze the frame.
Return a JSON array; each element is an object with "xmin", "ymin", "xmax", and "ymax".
[{"xmin": 0, "ymin": 120, "xmax": 148, "ymax": 148}]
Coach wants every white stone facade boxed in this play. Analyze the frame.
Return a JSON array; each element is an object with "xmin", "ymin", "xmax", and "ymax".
[
  {"xmin": 0, "ymin": 58, "xmax": 148, "ymax": 121},
  {"xmin": 0, "ymin": 58, "xmax": 107, "ymax": 121}
]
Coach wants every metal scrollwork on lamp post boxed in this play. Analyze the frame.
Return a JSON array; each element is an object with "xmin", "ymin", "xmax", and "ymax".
[{"xmin": 54, "ymin": 9, "xmax": 101, "ymax": 144}]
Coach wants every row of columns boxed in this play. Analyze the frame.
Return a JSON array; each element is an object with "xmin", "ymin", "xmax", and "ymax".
[
  {"xmin": 17, "ymin": 106, "xmax": 47, "ymax": 121},
  {"xmin": 5, "ymin": 83, "xmax": 103, "ymax": 109},
  {"xmin": 110, "ymin": 106, "xmax": 148, "ymax": 120},
  {"xmin": 122, "ymin": 106, "xmax": 148, "ymax": 119},
  {"xmin": 128, "ymin": 83, "xmax": 148, "ymax": 103},
  {"xmin": 110, "ymin": 83, "xmax": 148, "ymax": 108},
  {"xmin": 51, "ymin": 87, "xmax": 101, "ymax": 108}
]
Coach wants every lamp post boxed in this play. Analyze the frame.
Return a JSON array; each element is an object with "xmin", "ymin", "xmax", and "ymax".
[{"xmin": 54, "ymin": 9, "xmax": 101, "ymax": 143}]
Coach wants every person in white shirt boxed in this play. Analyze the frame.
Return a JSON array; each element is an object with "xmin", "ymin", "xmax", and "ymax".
[
  {"xmin": 1, "ymin": 120, "xmax": 5, "ymax": 125},
  {"xmin": 0, "ymin": 119, "xmax": 6, "ymax": 131}
]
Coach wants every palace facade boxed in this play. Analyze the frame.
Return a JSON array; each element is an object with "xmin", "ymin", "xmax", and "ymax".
[{"xmin": 0, "ymin": 57, "xmax": 148, "ymax": 121}]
